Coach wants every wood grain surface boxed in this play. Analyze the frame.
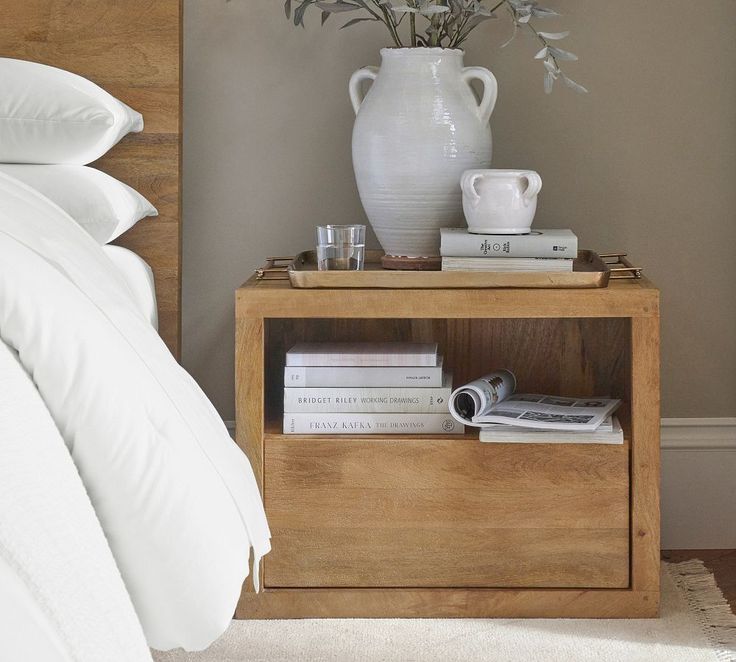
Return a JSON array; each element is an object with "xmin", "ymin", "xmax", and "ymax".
[
  {"xmin": 265, "ymin": 436, "xmax": 630, "ymax": 588},
  {"xmin": 237, "ymin": 275, "xmax": 659, "ymax": 321},
  {"xmin": 630, "ymin": 315, "xmax": 661, "ymax": 593},
  {"xmin": 237, "ymin": 587, "xmax": 659, "ymax": 619},
  {"xmin": 0, "ymin": 0, "xmax": 182, "ymax": 357},
  {"xmin": 235, "ymin": 279, "xmax": 660, "ymax": 617},
  {"xmin": 261, "ymin": 317, "xmax": 631, "ymax": 423}
]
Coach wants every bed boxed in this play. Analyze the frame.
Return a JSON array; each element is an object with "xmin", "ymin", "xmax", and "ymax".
[
  {"xmin": 0, "ymin": 3, "xmax": 270, "ymax": 659},
  {"xmin": 0, "ymin": 0, "xmax": 183, "ymax": 356}
]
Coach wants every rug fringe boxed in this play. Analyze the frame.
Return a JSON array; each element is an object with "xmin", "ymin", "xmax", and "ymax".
[{"xmin": 667, "ymin": 559, "xmax": 736, "ymax": 662}]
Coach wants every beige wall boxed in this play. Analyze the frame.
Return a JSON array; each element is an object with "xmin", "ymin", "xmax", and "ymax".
[{"xmin": 183, "ymin": 0, "xmax": 736, "ymax": 421}]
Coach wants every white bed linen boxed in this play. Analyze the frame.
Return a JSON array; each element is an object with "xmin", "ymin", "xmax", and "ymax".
[
  {"xmin": 0, "ymin": 171, "xmax": 270, "ymax": 651},
  {"xmin": 0, "ymin": 340, "xmax": 152, "ymax": 662},
  {"xmin": 0, "ymin": 554, "xmax": 72, "ymax": 662},
  {"xmin": 0, "ymin": 58, "xmax": 143, "ymax": 165},
  {"xmin": 103, "ymin": 245, "xmax": 159, "ymax": 329},
  {"xmin": 0, "ymin": 164, "xmax": 157, "ymax": 243}
]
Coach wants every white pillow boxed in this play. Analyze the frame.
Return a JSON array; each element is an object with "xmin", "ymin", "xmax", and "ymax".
[
  {"xmin": 0, "ymin": 165, "xmax": 157, "ymax": 243},
  {"xmin": 0, "ymin": 171, "xmax": 271, "ymax": 652},
  {"xmin": 102, "ymin": 245, "xmax": 159, "ymax": 329},
  {"xmin": 0, "ymin": 58, "xmax": 143, "ymax": 164}
]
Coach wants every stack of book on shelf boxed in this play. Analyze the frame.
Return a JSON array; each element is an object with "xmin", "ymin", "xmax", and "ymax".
[
  {"xmin": 283, "ymin": 342, "xmax": 463, "ymax": 435},
  {"xmin": 449, "ymin": 370, "xmax": 624, "ymax": 444},
  {"xmin": 439, "ymin": 227, "xmax": 578, "ymax": 272}
]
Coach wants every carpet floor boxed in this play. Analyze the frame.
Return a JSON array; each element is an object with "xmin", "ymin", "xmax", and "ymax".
[{"xmin": 153, "ymin": 561, "xmax": 736, "ymax": 662}]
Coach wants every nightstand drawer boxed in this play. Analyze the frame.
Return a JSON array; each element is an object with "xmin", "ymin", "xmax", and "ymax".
[{"xmin": 264, "ymin": 435, "xmax": 630, "ymax": 589}]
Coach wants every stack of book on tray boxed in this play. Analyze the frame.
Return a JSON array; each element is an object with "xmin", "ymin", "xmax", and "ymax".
[
  {"xmin": 439, "ymin": 227, "xmax": 578, "ymax": 272},
  {"xmin": 283, "ymin": 342, "xmax": 463, "ymax": 435}
]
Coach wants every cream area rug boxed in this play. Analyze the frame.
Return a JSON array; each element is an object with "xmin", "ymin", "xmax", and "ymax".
[{"xmin": 153, "ymin": 561, "xmax": 736, "ymax": 662}]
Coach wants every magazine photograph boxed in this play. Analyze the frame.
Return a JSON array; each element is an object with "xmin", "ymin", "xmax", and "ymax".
[{"xmin": 449, "ymin": 371, "xmax": 620, "ymax": 431}]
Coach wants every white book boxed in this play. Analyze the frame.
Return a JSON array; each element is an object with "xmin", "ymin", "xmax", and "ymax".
[
  {"xmin": 442, "ymin": 257, "xmax": 573, "ymax": 272},
  {"xmin": 284, "ymin": 373, "xmax": 452, "ymax": 413},
  {"xmin": 284, "ymin": 358, "xmax": 444, "ymax": 387},
  {"xmin": 283, "ymin": 412, "xmax": 464, "ymax": 435},
  {"xmin": 440, "ymin": 227, "xmax": 578, "ymax": 258},
  {"xmin": 479, "ymin": 417, "xmax": 623, "ymax": 444},
  {"xmin": 286, "ymin": 342, "xmax": 438, "ymax": 367}
]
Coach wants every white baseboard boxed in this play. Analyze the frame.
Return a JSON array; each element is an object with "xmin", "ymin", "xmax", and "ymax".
[
  {"xmin": 661, "ymin": 418, "xmax": 736, "ymax": 450},
  {"xmin": 661, "ymin": 417, "xmax": 736, "ymax": 549},
  {"xmin": 227, "ymin": 418, "xmax": 736, "ymax": 549}
]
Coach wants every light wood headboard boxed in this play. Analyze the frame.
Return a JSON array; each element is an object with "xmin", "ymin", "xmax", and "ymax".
[{"xmin": 0, "ymin": 0, "xmax": 183, "ymax": 358}]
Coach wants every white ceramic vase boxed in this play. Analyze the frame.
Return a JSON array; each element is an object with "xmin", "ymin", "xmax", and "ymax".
[{"xmin": 350, "ymin": 48, "xmax": 497, "ymax": 258}]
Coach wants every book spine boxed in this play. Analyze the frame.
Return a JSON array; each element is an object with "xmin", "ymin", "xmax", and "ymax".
[
  {"xmin": 285, "ymin": 353, "xmax": 437, "ymax": 367},
  {"xmin": 441, "ymin": 258, "xmax": 573, "ymax": 272},
  {"xmin": 284, "ymin": 366, "xmax": 444, "ymax": 388},
  {"xmin": 283, "ymin": 413, "xmax": 464, "ymax": 435},
  {"xmin": 440, "ymin": 233, "xmax": 577, "ymax": 258},
  {"xmin": 283, "ymin": 384, "xmax": 452, "ymax": 413}
]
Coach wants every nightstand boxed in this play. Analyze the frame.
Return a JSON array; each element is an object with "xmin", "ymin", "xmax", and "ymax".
[{"xmin": 235, "ymin": 277, "xmax": 660, "ymax": 618}]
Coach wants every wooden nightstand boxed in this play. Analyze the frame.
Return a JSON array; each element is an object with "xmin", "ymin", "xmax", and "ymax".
[{"xmin": 235, "ymin": 277, "xmax": 660, "ymax": 618}]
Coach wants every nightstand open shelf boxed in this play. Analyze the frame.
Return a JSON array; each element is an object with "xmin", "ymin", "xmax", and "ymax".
[{"xmin": 235, "ymin": 277, "xmax": 659, "ymax": 618}]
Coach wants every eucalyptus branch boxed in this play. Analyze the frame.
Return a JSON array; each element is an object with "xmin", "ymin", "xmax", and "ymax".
[
  {"xmin": 281, "ymin": 0, "xmax": 585, "ymax": 94},
  {"xmin": 410, "ymin": 8, "xmax": 418, "ymax": 46},
  {"xmin": 429, "ymin": 0, "xmax": 448, "ymax": 47},
  {"xmin": 374, "ymin": 1, "xmax": 404, "ymax": 46},
  {"xmin": 525, "ymin": 17, "xmax": 559, "ymax": 73},
  {"xmin": 351, "ymin": 0, "xmax": 382, "ymax": 21},
  {"xmin": 447, "ymin": 11, "xmax": 470, "ymax": 48},
  {"xmin": 516, "ymin": 8, "xmax": 587, "ymax": 93}
]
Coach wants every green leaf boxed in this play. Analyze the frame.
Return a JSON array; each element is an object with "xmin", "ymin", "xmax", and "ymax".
[
  {"xmin": 284, "ymin": 0, "xmax": 292, "ymax": 18},
  {"xmin": 419, "ymin": 5, "xmax": 449, "ymax": 15},
  {"xmin": 542, "ymin": 58, "xmax": 558, "ymax": 74},
  {"xmin": 538, "ymin": 30, "xmax": 569, "ymax": 40},
  {"xmin": 562, "ymin": 75, "xmax": 588, "ymax": 94},
  {"xmin": 548, "ymin": 46, "xmax": 578, "ymax": 61},
  {"xmin": 532, "ymin": 7, "xmax": 560, "ymax": 18},
  {"xmin": 293, "ymin": 0, "xmax": 313, "ymax": 27},
  {"xmin": 544, "ymin": 72, "xmax": 554, "ymax": 94}
]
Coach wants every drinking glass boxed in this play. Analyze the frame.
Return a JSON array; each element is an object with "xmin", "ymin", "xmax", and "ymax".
[{"xmin": 316, "ymin": 225, "xmax": 366, "ymax": 271}]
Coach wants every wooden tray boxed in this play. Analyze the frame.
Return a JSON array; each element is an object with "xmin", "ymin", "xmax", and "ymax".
[{"xmin": 255, "ymin": 250, "xmax": 642, "ymax": 289}]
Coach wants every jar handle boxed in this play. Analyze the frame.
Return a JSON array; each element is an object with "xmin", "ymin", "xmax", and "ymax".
[
  {"xmin": 461, "ymin": 171, "xmax": 484, "ymax": 208},
  {"xmin": 349, "ymin": 66, "xmax": 379, "ymax": 115},
  {"xmin": 461, "ymin": 67, "xmax": 498, "ymax": 125},
  {"xmin": 522, "ymin": 172, "xmax": 543, "ymax": 206}
]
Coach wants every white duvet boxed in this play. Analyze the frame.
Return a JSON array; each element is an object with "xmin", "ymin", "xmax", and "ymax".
[
  {"xmin": 0, "ymin": 340, "xmax": 152, "ymax": 662},
  {"xmin": 0, "ymin": 172, "xmax": 270, "ymax": 652}
]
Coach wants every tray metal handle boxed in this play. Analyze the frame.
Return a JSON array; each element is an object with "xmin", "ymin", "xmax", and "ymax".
[
  {"xmin": 599, "ymin": 253, "xmax": 643, "ymax": 280},
  {"xmin": 255, "ymin": 256, "xmax": 294, "ymax": 281}
]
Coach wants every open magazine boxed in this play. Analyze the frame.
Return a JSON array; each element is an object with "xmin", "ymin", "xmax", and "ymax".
[{"xmin": 449, "ymin": 370, "xmax": 621, "ymax": 431}]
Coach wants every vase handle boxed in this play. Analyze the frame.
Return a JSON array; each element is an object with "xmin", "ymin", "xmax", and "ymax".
[
  {"xmin": 349, "ymin": 66, "xmax": 379, "ymax": 115},
  {"xmin": 461, "ymin": 67, "xmax": 498, "ymax": 125}
]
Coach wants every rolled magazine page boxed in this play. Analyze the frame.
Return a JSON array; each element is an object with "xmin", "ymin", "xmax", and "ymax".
[{"xmin": 448, "ymin": 370, "xmax": 517, "ymax": 427}]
